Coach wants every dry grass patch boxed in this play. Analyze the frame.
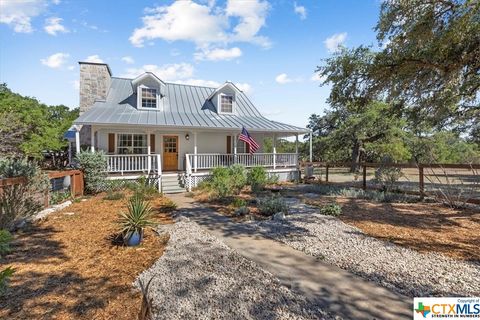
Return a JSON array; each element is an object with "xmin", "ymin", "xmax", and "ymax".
[{"xmin": 0, "ymin": 193, "xmax": 173, "ymax": 320}]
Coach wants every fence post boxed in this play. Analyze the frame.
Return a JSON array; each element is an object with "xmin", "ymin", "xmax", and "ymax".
[
  {"xmin": 362, "ymin": 164, "xmax": 367, "ymax": 190},
  {"xmin": 419, "ymin": 165, "xmax": 425, "ymax": 199},
  {"xmin": 325, "ymin": 164, "xmax": 329, "ymax": 182}
]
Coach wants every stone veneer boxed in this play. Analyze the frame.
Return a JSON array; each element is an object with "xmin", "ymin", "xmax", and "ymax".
[{"xmin": 78, "ymin": 62, "xmax": 111, "ymax": 146}]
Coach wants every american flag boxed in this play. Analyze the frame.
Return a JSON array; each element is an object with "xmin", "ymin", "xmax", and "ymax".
[{"xmin": 239, "ymin": 126, "xmax": 259, "ymax": 154}]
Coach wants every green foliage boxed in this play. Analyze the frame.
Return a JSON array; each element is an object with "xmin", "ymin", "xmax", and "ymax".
[
  {"xmin": 320, "ymin": 203, "xmax": 342, "ymax": 216},
  {"xmin": 257, "ymin": 196, "xmax": 288, "ymax": 216},
  {"xmin": 0, "ymin": 159, "xmax": 49, "ymax": 229},
  {"xmin": 262, "ymin": 137, "xmax": 296, "ymax": 153},
  {"xmin": 0, "ymin": 266, "xmax": 15, "ymax": 295},
  {"xmin": 228, "ymin": 164, "xmax": 247, "ymax": 194},
  {"xmin": 231, "ymin": 198, "xmax": 247, "ymax": 208},
  {"xmin": 0, "ymin": 83, "xmax": 78, "ymax": 158},
  {"xmin": 373, "ymin": 164, "xmax": 403, "ymax": 192},
  {"xmin": 50, "ymin": 190, "xmax": 72, "ymax": 205},
  {"xmin": 374, "ymin": 0, "xmax": 479, "ymax": 129},
  {"xmin": 0, "ymin": 229, "xmax": 13, "ymax": 256},
  {"xmin": 200, "ymin": 166, "xmax": 248, "ymax": 199},
  {"xmin": 117, "ymin": 194, "xmax": 155, "ymax": 239},
  {"xmin": 75, "ymin": 151, "xmax": 107, "ymax": 194},
  {"xmin": 247, "ymin": 166, "xmax": 268, "ymax": 193},
  {"xmin": 129, "ymin": 176, "xmax": 159, "ymax": 200},
  {"xmin": 160, "ymin": 199, "xmax": 177, "ymax": 212}
]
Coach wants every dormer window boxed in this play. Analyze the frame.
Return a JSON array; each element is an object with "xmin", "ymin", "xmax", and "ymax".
[
  {"xmin": 141, "ymin": 87, "xmax": 157, "ymax": 108},
  {"xmin": 220, "ymin": 94, "xmax": 233, "ymax": 113}
]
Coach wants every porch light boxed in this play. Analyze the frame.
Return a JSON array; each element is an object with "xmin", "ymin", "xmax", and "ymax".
[{"xmin": 185, "ymin": 133, "xmax": 190, "ymax": 140}]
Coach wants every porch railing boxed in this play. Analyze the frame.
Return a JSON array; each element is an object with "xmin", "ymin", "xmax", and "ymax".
[
  {"xmin": 106, "ymin": 154, "xmax": 162, "ymax": 175},
  {"xmin": 185, "ymin": 153, "xmax": 298, "ymax": 174}
]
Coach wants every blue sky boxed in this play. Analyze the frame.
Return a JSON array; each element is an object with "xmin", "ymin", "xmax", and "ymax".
[{"xmin": 0, "ymin": 0, "xmax": 380, "ymax": 128}]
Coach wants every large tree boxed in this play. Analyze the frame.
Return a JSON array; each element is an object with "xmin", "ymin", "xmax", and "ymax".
[
  {"xmin": 373, "ymin": 0, "xmax": 480, "ymax": 129},
  {"xmin": 0, "ymin": 83, "xmax": 79, "ymax": 159}
]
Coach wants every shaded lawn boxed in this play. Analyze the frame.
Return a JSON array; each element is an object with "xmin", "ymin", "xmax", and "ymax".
[{"xmin": 0, "ymin": 193, "xmax": 173, "ymax": 320}]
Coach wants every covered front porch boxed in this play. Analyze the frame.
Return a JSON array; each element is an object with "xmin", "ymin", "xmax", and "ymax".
[{"xmin": 68, "ymin": 125, "xmax": 312, "ymax": 175}]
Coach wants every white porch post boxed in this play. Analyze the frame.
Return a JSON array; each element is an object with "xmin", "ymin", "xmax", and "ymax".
[
  {"xmin": 193, "ymin": 131, "xmax": 198, "ymax": 173},
  {"xmin": 75, "ymin": 130, "xmax": 80, "ymax": 154},
  {"xmin": 295, "ymin": 134, "xmax": 299, "ymax": 165},
  {"xmin": 90, "ymin": 126, "xmax": 95, "ymax": 152},
  {"xmin": 147, "ymin": 131, "xmax": 152, "ymax": 173},
  {"xmin": 272, "ymin": 133, "xmax": 277, "ymax": 169},
  {"xmin": 309, "ymin": 131, "xmax": 313, "ymax": 162}
]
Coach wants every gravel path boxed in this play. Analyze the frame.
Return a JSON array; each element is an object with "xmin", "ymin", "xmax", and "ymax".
[
  {"xmin": 253, "ymin": 198, "xmax": 480, "ymax": 298},
  {"xmin": 136, "ymin": 218, "xmax": 336, "ymax": 320}
]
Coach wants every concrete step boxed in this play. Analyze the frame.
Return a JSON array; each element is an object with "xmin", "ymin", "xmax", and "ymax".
[{"xmin": 162, "ymin": 187, "xmax": 186, "ymax": 194}]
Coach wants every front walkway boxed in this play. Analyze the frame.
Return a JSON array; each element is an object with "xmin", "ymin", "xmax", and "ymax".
[{"xmin": 168, "ymin": 193, "xmax": 412, "ymax": 320}]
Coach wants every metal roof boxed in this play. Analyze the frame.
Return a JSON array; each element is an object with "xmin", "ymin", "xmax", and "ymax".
[{"xmin": 74, "ymin": 77, "xmax": 309, "ymax": 134}]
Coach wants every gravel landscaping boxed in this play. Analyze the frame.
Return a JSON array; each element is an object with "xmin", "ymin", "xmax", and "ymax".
[
  {"xmin": 136, "ymin": 218, "xmax": 336, "ymax": 320},
  {"xmin": 253, "ymin": 197, "xmax": 480, "ymax": 298}
]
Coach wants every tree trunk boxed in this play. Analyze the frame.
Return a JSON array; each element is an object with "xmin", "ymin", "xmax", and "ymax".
[{"xmin": 350, "ymin": 140, "xmax": 361, "ymax": 173}]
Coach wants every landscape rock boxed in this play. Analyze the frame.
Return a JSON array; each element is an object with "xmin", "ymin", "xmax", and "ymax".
[
  {"xmin": 273, "ymin": 212, "xmax": 286, "ymax": 221},
  {"xmin": 136, "ymin": 220, "xmax": 335, "ymax": 320}
]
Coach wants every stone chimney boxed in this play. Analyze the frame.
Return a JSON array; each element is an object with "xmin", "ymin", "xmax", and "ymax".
[{"xmin": 79, "ymin": 62, "xmax": 112, "ymax": 115}]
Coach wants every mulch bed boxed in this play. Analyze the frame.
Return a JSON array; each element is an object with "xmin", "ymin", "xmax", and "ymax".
[
  {"xmin": 0, "ymin": 192, "xmax": 173, "ymax": 320},
  {"xmin": 303, "ymin": 195, "xmax": 480, "ymax": 263}
]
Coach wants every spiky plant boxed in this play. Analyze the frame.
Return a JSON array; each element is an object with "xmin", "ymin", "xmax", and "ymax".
[{"xmin": 118, "ymin": 194, "xmax": 155, "ymax": 240}]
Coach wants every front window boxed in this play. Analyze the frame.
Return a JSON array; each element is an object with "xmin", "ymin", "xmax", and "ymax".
[
  {"xmin": 220, "ymin": 95, "xmax": 233, "ymax": 113},
  {"xmin": 117, "ymin": 134, "xmax": 147, "ymax": 154},
  {"xmin": 237, "ymin": 140, "xmax": 247, "ymax": 153},
  {"xmin": 141, "ymin": 87, "xmax": 157, "ymax": 108}
]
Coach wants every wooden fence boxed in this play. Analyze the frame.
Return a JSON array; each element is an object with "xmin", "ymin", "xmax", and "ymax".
[
  {"xmin": 0, "ymin": 170, "xmax": 84, "ymax": 208},
  {"xmin": 301, "ymin": 162, "xmax": 480, "ymax": 204}
]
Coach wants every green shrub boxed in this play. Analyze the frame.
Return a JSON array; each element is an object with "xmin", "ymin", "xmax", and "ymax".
[
  {"xmin": 257, "ymin": 196, "xmax": 288, "ymax": 216},
  {"xmin": 160, "ymin": 198, "xmax": 177, "ymax": 212},
  {"xmin": 374, "ymin": 165, "xmax": 403, "ymax": 192},
  {"xmin": 75, "ymin": 151, "xmax": 107, "ymax": 194},
  {"xmin": 228, "ymin": 164, "xmax": 247, "ymax": 194},
  {"xmin": 131, "ymin": 176, "xmax": 159, "ymax": 200},
  {"xmin": 209, "ymin": 167, "xmax": 233, "ymax": 198},
  {"xmin": 247, "ymin": 166, "xmax": 268, "ymax": 193},
  {"xmin": 0, "ymin": 230, "xmax": 13, "ymax": 256},
  {"xmin": 232, "ymin": 198, "xmax": 247, "ymax": 208},
  {"xmin": 0, "ymin": 159, "xmax": 49, "ymax": 229},
  {"xmin": 320, "ymin": 203, "xmax": 342, "ymax": 216},
  {"xmin": 118, "ymin": 194, "xmax": 156, "ymax": 240},
  {"xmin": 104, "ymin": 179, "xmax": 126, "ymax": 192},
  {"xmin": 0, "ymin": 266, "xmax": 15, "ymax": 296},
  {"xmin": 50, "ymin": 190, "xmax": 71, "ymax": 205}
]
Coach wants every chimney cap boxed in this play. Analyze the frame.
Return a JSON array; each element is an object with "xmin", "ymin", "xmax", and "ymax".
[{"xmin": 78, "ymin": 61, "xmax": 112, "ymax": 76}]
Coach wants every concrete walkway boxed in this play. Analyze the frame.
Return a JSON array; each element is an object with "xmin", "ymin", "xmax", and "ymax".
[{"xmin": 168, "ymin": 193, "xmax": 412, "ymax": 320}]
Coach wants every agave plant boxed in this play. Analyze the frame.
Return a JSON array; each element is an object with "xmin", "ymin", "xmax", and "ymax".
[{"xmin": 118, "ymin": 194, "xmax": 156, "ymax": 244}]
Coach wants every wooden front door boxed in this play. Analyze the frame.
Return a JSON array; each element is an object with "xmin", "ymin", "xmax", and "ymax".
[{"xmin": 163, "ymin": 136, "xmax": 178, "ymax": 171}]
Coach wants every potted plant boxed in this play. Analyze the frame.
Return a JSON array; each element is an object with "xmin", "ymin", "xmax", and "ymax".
[{"xmin": 118, "ymin": 194, "xmax": 155, "ymax": 246}]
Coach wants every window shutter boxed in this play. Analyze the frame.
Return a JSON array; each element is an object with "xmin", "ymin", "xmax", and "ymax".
[
  {"xmin": 150, "ymin": 134, "xmax": 156, "ymax": 153},
  {"xmin": 108, "ymin": 133, "xmax": 115, "ymax": 153},
  {"xmin": 246, "ymin": 143, "xmax": 250, "ymax": 154},
  {"xmin": 226, "ymin": 136, "xmax": 232, "ymax": 154}
]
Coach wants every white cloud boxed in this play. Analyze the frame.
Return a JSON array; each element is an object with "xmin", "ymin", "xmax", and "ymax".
[
  {"xmin": 225, "ymin": 0, "xmax": 271, "ymax": 47},
  {"xmin": 234, "ymin": 82, "xmax": 252, "ymax": 94},
  {"xmin": 67, "ymin": 65, "xmax": 75, "ymax": 70},
  {"xmin": 122, "ymin": 63, "xmax": 195, "ymax": 80},
  {"xmin": 44, "ymin": 17, "xmax": 68, "ymax": 35},
  {"xmin": 275, "ymin": 73, "xmax": 293, "ymax": 84},
  {"xmin": 129, "ymin": 0, "xmax": 270, "ymax": 49},
  {"xmin": 173, "ymin": 79, "xmax": 220, "ymax": 88},
  {"xmin": 194, "ymin": 47, "xmax": 242, "ymax": 61},
  {"xmin": 294, "ymin": 2, "xmax": 307, "ymax": 20},
  {"xmin": 0, "ymin": 0, "xmax": 47, "ymax": 33},
  {"xmin": 84, "ymin": 55, "xmax": 104, "ymax": 63},
  {"xmin": 121, "ymin": 56, "xmax": 135, "ymax": 64},
  {"xmin": 40, "ymin": 52, "xmax": 69, "ymax": 68},
  {"xmin": 324, "ymin": 32, "xmax": 347, "ymax": 53},
  {"xmin": 52, "ymin": 0, "xmax": 61, "ymax": 4}
]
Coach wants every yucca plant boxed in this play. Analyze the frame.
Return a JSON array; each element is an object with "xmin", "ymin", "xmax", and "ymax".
[{"xmin": 118, "ymin": 194, "xmax": 156, "ymax": 246}]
